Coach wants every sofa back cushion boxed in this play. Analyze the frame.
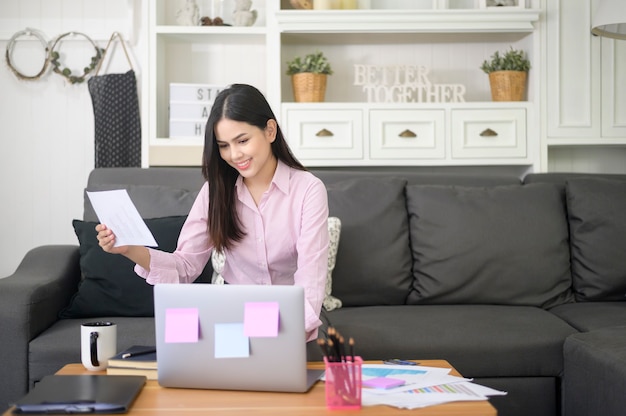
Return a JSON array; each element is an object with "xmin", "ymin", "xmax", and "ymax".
[
  {"xmin": 405, "ymin": 183, "xmax": 574, "ymax": 308},
  {"xmin": 326, "ymin": 177, "xmax": 413, "ymax": 306},
  {"xmin": 84, "ymin": 184, "xmax": 199, "ymax": 222},
  {"xmin": 565, "ymin": 177, "xmax": 626, "ymax": 301},
  {"xmin": 85, "ymin": 167, "xmax": 204, "ymax": 221}
]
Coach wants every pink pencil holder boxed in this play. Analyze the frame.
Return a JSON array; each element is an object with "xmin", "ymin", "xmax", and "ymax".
[{"xmin": 324, "ymin": 356, "xmax": 362, "ymax": 410}]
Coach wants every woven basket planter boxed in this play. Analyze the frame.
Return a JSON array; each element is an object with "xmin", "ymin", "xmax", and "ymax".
[
  {"xmin": 488, "ymin": 70, "xmax": 527, "ymax": 101},
  {"xmin": 291, "ymin": 73, "xmax": 327, "ymax": 102}
]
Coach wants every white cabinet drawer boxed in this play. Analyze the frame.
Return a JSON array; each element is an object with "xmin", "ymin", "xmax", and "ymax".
[
  {"xmin": 369, "ymin": 110, "xmax": 445, "ymax": 159},
  {"xmin": 451, "ymin": 109, "xmax": 527, "ymax": 159},
  {"xmin": 284, "ymin": 109, "xmax": 363, "ymax": 160}
]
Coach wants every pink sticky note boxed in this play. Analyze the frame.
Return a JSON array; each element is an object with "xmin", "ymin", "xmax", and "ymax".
[
  {"xmin": 165, "ymin": 308, "xmax": 199, "ymax": 343},
  {"xmin": 243, "ymin": 302, "xmax": 279, "ymax": 337},
  {"xmin": 363, "ymin": 377, "xmax": 406, "ymax": 390}
]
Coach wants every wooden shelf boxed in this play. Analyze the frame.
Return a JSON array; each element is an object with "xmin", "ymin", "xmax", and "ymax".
[
  {"xmin": 155, "ymin": 25, "xmax": 267, "ymax": 36},
  {"xmin": 275, "ymin": 9, "xmax": 541, "ymax": 33}
]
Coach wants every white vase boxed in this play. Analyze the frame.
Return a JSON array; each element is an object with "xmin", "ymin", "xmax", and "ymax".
[
  {"xmin": 232, "ymin": 0, "xmax": 257, "ymax": 26},
  {"xmin": 176, "ymin": 0, "xmax": 200, "ymax": 26}
]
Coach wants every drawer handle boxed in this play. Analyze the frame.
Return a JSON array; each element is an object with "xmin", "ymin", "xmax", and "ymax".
[
  {"xmin": 399, "ymin": 129, "xmax": 417, "ymax": 138},
  {"xmin": 316, "ymin": 128, "xmax": 334, "ymax": 137},
  {"xmin": 480, "ymin": 128, "xmax": 498, "ymax": 137}
]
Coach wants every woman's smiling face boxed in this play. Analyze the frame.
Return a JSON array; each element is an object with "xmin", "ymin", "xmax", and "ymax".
[{"xmin": 214, "ymin": 117, "xmax": 277, "ymax": 181}]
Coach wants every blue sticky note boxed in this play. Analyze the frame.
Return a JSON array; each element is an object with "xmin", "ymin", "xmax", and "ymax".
[
  {"xmin": 363, "ymin": 377, "xmax": 406, "ymax": 389},
  {"xmin": 165, "ymin": 308, "xmax": 199, "ymax": 343},
  {"xmin": 214, "ymin": 323, "xmax": 249, "ymax": 358},
  {"xmin": 243, "ymin": 302, "xmax": 279, "ymax": 337}
]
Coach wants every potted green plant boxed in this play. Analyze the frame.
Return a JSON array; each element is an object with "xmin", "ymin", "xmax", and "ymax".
[
  {"xmin": 286, "ymin": 51, "xmax": 333, "ymax": 102},
  {"xmin": 480, "ymin": 47, "xmax": 530, "ymax": 101}
]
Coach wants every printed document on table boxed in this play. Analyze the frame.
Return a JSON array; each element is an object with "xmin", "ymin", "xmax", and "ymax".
[
  {"xmin": 87, "ymin": 190, "xmax": 157, "ymax": 247},
  {"xmin": 360, "ymin": 364, "xmax": 466, "ymax": 391},
  {"xmin": 358, "ymin": 364, "xmax": 506, "ymax": 409},
  {"xmin": 362, "ymin": 379, "xmax": 507, "ymax": 409}
]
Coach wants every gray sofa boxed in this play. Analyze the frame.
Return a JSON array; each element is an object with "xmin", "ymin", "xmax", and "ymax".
[{"xmin": 2, "ymin": 167, "xmax": 626, "ymax": 416}]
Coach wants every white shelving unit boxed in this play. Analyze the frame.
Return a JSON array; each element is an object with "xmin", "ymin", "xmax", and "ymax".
[
  {"xmin": 545, "ymin": 0, "xmax": 626, "ymax": 145},
  {"xmin": 542, "ymin": 0, "xmax": 626, "ymax": 174},
  {"xmin": 146, "ymin": 0, "xmax": 542, "ymax": 169}
]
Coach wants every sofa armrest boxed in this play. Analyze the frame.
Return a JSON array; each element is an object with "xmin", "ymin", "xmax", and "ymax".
[{"xmin": 0, "ymin": 245, "xmax": 80, "ymax": 410}]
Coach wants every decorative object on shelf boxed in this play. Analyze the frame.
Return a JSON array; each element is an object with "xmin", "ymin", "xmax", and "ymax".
[
  {"xmin": 200, "ymin": 0, "xmax": 231, "ymax": 26},
  {"xmin": 591, "ymin": 0, "xmax": 626, "ymax": 40},
  {"xmin": 313, "ymin": 0, "xmax": 340, "ymax": 10},
  {"xmin": 169, "ymin": 83, "xmax": 224, "ymax": 138},
  {"xmin": 232, "ymin": 0, "xmax": 257, "ymax": 26},
  {"xmin": 201, "ymin": 16, "xmax": 226, "ymax": 25},
  {"xmin": 49, "ymin": 31, "xmax": 104, "ymax": 84},
  {"xmin": 353, "ymin": 64, "xmax": 466, "ymax": 103},
  {"xmin": 479, "ymin": 0, "xmax": 525, "ymax": 8},
  {"xmin": 286, "ymin": 51, "xmax": 333, "ymax": 102},
  {"xmin": 480, "ymin": 46, "xmax": 530, "ymax": 101},
  {"xmin": 289, "ymin": 0, "xmax": 313, "ymax": 9},
  {"xmin": 176, "ymin": 0, "xmax": 200, "ymax": 26},
  {"xmin": 5, "ymin": 27, "xmax": 50, "ymax": 81}
]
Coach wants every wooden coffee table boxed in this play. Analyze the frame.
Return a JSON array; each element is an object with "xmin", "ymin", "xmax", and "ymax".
[{"xmin": 4, "ymin": 360, "xmax": 496, "ymax": 415}]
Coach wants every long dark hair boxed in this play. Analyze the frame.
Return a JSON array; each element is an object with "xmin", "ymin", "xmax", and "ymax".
[{"xmin": 201, "ymin": 84, "xmax": 305, "ymax": 252}]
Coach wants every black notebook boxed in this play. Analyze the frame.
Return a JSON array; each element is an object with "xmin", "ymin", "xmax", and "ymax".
[{"xmin": 12, "ymin": 375, "xmax": 146, "ymax": 414}]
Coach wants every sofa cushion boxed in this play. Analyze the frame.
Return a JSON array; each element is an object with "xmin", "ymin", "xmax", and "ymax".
[
  {"xmin": 405, "ymin": 183, "xmax": 574, "ymax": 308},
  {"xmin": 326, "ymin": 177, "xmax": 412, "ymax": 306},
  {"xmin": 323, "ymin": 216, "xmax": 343, "ymax": 311},
  {"xmin": 60, "ymin": 216, "xmax": 188, "ymax": 318},
  {"xmin": 326, "ymin": 304, "xmax": 578, "ymax": 377},
  {"xmin": 565, "ymin": 177, "xmax": 626, "ymax": 301},
  {"xmin": 84, "ymin": 184, "xmax": 199, "ymax": 222},
  {"xmin": 549, "ymin": 302, "xmax": 626, "ymax": 332}
]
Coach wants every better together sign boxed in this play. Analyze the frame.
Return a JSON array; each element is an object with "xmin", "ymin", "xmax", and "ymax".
[{"xmin": 354, "ymin": 64, "xmax": 466, "ymax": 103}]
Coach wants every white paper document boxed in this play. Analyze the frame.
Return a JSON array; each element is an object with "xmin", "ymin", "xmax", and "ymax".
[
  {"xmin": 354, "ymin": 364, "xmax": 507, "ymax": 410},
  {"xmin": 86, "ymin": 190, "xmax": 157, "ymax": 247}
]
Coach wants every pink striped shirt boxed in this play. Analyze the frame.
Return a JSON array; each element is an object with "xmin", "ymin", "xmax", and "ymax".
[{"xmin": 135, "ymin": 161, "xmax": 329, "ymax": 341}]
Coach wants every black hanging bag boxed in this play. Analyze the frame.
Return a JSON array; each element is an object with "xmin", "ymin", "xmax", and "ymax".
[{"xmin": 88, "ymin": 32, "xmax": 141, "ymax": 168}]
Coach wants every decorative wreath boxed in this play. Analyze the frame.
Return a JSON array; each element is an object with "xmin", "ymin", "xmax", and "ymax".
[
  {"xmin": 5, "ymin": 28, "xmax": 50, "ymax": 81},
  {"xmin": 49, "ymin": 31, "xmax": 104, "ymax": 84}
]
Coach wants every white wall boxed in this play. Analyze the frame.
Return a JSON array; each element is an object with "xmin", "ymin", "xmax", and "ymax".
[{"xmin": 0, "ymin": 0, "xmax": 146, "ymax": 278}]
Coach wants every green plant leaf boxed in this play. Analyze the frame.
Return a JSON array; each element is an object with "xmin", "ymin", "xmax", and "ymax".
[
  {"xmin": 286, "ymin": 51, "xmax": 333, "ymax": 75},
  {"xmin": 480, "ymin": 46, "xmax": 530, "ymax": 73}
]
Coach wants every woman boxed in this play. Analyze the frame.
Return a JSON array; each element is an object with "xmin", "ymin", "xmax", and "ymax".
[{"xmin": 96, "ymin": 84, "xmax": 329, "ymax": 341}]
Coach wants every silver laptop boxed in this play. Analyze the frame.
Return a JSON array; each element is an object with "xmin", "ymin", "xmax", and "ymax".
[{"xmin": 154, "ymin": 284, "xmax": 321, "ymax": 393}]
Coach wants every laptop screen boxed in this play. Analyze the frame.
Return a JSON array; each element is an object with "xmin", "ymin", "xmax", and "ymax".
[{"xmin": 154, "ymin": 284, "xmax": 315, "ymax": 392}]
